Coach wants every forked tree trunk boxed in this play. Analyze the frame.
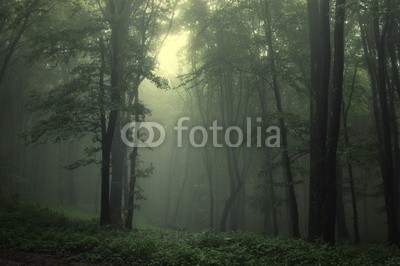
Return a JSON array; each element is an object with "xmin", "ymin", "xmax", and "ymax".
[
  {"xmin": 372, "ymin": 0, "xmax": 399, "ymax": 245},
  {"xmin": 323, "ymin": 0, "xmax": 346, "ymax": 244}
]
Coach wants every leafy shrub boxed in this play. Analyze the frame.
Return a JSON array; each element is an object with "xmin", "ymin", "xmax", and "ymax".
[{"xmin": 1, "ymin": 201, "xmax": 400, "ymax": 265}]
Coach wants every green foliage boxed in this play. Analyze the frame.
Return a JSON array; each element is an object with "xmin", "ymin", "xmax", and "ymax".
[{"xmin": 1, "ymin": 201, "xmax": 400, "ymax": 265}]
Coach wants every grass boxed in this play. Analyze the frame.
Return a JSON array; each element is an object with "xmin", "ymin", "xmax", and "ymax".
[
  {"xmin": 1, "ymin": 200, "xmax": 400, "ymax": 265},
  {"xmin": 48, "ymin": 204, "xmax": 97, "ymax": 221}
]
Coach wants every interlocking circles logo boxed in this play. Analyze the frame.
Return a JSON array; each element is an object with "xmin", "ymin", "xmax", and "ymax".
[
  {"xmin": 121, "ymin": 117, "xmax": 281, "ymax": 148},
  {"xmin": 121, "ymin": 122, "xmax": 166, "ymax": 148}
]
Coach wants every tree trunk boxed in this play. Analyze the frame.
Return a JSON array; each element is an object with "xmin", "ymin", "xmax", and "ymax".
[
  {"xmin": 342, "ymin": 66, "xmax": 360, "ymax": 243},
  {"xmin": 171, "ymin": 147, "xmax": 191, "ymax": 226},
  {"xmin": 102, "ymin": 0, "xmax": 131, "ymax": 226},
  {"xmin": 307, "ymin": 0, "xmax": 329, "ymax": 242},
  {"xmin": 100, "ymin": 144, "xmax": 111, "ymax": 225},
  {"xmin": 262, "ymin": 148, "xmax": 278, "ymax": 236},
  {"xmin": 220, "ymin": 181, "xmax": 243, "ymax": 232},
  {"xmin": 0, "ymin": 5, "xmax": 33, "ymax": 90},
  {"xmin": 125, "ymin": 80, "xmax": 140, "ymax": 229},
  {"xmin": 258, "ymin": 76, "xmax": 278, "ymax": 236},
  {"xmin": 163, "ymin": 142, "xmax": 179, "ymax": 227},
  {"xmin": 203, "ymin": 147, "xmax": 215, "ymax": 230},
  {"xmin": 336, "ymin": 164, "xmax": 350, "ymax": 241},
  {"xmin": 373, "ymin": 0, "xmax": 399, "ymax": 245},
  {"xmin": 322, "ymin": 0, "xmax": 346, "ymax": 244},
  {"xmin": 110, "ymin": 115, "xmax": 124, "ymax": 225},
  {"xmin": 99, "ymin": 34, "xmax": 110, "ymax": 225},
  {"xmin": 387, "ymin": 74, "xmax": 400, "ymax": 233},
  {"xmin": 263, "ymin": 0, "xmax": 299, "ymax": 238}
]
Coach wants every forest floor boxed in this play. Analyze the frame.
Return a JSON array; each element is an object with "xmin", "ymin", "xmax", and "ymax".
[
  {"xmin": 0, "ymin": 250, "xmax": 99, "ymax": 265},
  {"xmin": 1, "ymin": 200, "xmax": 400, "ymax": 265}
]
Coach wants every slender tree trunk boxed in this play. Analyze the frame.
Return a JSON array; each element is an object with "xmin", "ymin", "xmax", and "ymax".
[
  {"xmin": 373, "ymin": 0, "xmax": 399, "ymax": 245},
  {"xmin": 203, "ymin": 147, "xmax": 215, "ymax": 230},
  {"xmin": 262, "ymin": 148, "xmax": 278, "ymax": 236},
  {"xmin": 387, "ymin": 0, "xmax": 400, "ymax": 99},
  {"xmin": 171, "ymin": 147, "xmax": 191, "ymax": 226},
  {"xmin": 362, "ymin": 178, "xmax": 369, "ymax": 239},
  {"xmin": 342, "ymin": 66, "xmax": 360, "ymax": 243},
  {"xmin": 388, "ymin": 75, "xmax": 400, "ymax": 231},
  {"xmin": 220, "ymin": 181, "xmax": 244, "ymax": 232},
  {"xmin": 123, "ymin": 157, "xmax": 129, "ymax": 213},
  {"xmin": 386, "ymin": 1, "xmax": 400, "ymax": 226},
  {"xmin": 99, "ymin": 34, "xmax": 111, "ymax": 225},
  {"xmin": 208, "ymin": 176, "xmax": 215, "ymax": 230},
  {"xmin": 336, "ymin": 164, "xmax": 350, "ymax": 240},
  {"xmin": 125, "ymin": 144, "xmax": 138, "ymax": 229},
  {"xmin": 100, "ymin": 144, "xmax": 111, "ymax": 225},
  {"xmin": 263, "ymin": 0, "xmax": 299, "ymax": 238},
  {"xmin": 125, "ymin": 80, "xmax": 140, "ymax": 229},
  {"xmin": 163, "ymin": 139, "xmax": 180, "ymax": 227},
  {"xmin": 258, "ymin": 79, "xmax": 278, "ymax": 236}
]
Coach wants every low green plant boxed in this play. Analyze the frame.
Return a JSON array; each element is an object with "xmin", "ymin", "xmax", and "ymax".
[{"xmin": 1, "ymin": 200, "xmax": 399, "ymax": 265}]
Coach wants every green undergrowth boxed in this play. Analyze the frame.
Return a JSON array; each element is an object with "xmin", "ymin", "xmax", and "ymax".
[{"xmin": 0, "ymin": 200, "xmax": 399, "ymax": 265}]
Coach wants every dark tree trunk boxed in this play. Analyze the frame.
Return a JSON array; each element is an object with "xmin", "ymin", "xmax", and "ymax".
[
  {"xmin": 373, "ymin": 0, "xmax": 399, "ymax": 245},
  {"xmin": 387, "ymin": 74, "xmax": 400, "ymax": 233},
  {"xmin": 307, "ymin": 0, "xmax": 329, "ymax": 242},
  {"xmin": 99, "ymin": 34, "xmax": 110, "ymax": 225},
  {"xmin": 102, "ymin": 0, "xmax": 132, "ymax": 226},
  {"xmin": 220, "ymin": 181, "xmax": 244, "ymax": 232},
  {"xmin": 125, "ymin": 80, "xmax": 140, "ymax": 230},
  {"xmin": 163, "ymin": 142, "xmax": 178, "ymax": 227},
  {"xmin": 307, "ymin": 0, "xmax": 345, "ymax": 244},
  {"xmin": 207, "ymin": 173, "xmax": 215, "ymax": 230},
  {"xmin": 262, "ymin": 148, "xmax": 278, "ymax": 236},
  {"xmin": 100, "ymin": 144, "xmax": 111, "ymax": 225},
  {"xmin": 342, "ymin": 66, "xmax": 360, "ymax": 243},
  {"xmin": 203, "ymin": 147, "xmax": 215, "ymax": 230},
  {"xmin": 258, "ymin": 76, "xmax": 278, "ymax": 236},
  {"xmin": 110, "ymin": 116, "xmax": 124, "ymax": 225},
  {"xmin": 171, "ymin": 147, "xmax": 191, "ymax": 226},
  {"xmin": 125, "ymin": 144, "xmax": 138, "ymax": 229},
  {"xmin": 263, "ymin": 0, "xmax": 299, "ymax": 238},
  {"xmin": 336, "ymin": 164, "xmax": 350, "ymax": 241},
  {"xmin": 387, "ymin": 0, "xmax": 400, "ymax": 99},
  {"xmin": 322, "ymin": 0, "xmax": 346, "ymax": 244}
]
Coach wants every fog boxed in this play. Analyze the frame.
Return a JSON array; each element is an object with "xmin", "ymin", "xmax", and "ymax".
[{"xmin": 0, "ymin": 1, "xmax": 398, "ymax": 255}]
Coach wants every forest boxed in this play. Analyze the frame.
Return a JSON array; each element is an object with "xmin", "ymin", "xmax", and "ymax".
[{"xmin": 1, "ymin": 0, "xmax": 400, "ymax": 265}]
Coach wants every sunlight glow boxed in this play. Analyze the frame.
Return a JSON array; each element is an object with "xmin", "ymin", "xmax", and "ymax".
[{"xmin": 157, "ymin": 33, "xmax": 189, "ymax": 81}]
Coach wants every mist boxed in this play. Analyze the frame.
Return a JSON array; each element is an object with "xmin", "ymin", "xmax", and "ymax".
[{"xmin": 1, "ymin": 0, "xmax": 400, "ymax": 264}]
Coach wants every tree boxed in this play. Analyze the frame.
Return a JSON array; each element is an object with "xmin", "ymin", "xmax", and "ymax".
[
  {"xmin": 0, "ymin": 0, "xmax": 59, "ymax": 91},
  {"xmin": 307, "ymin": 0, "xmax": 346, "ymax": 243},
  {"xmin": 261, "ymin": 0, "xmax": 300, "ymax": 238},
  {"xmin": 358, "ymin": 0, "xmax": 400, "ymax": 245}
]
